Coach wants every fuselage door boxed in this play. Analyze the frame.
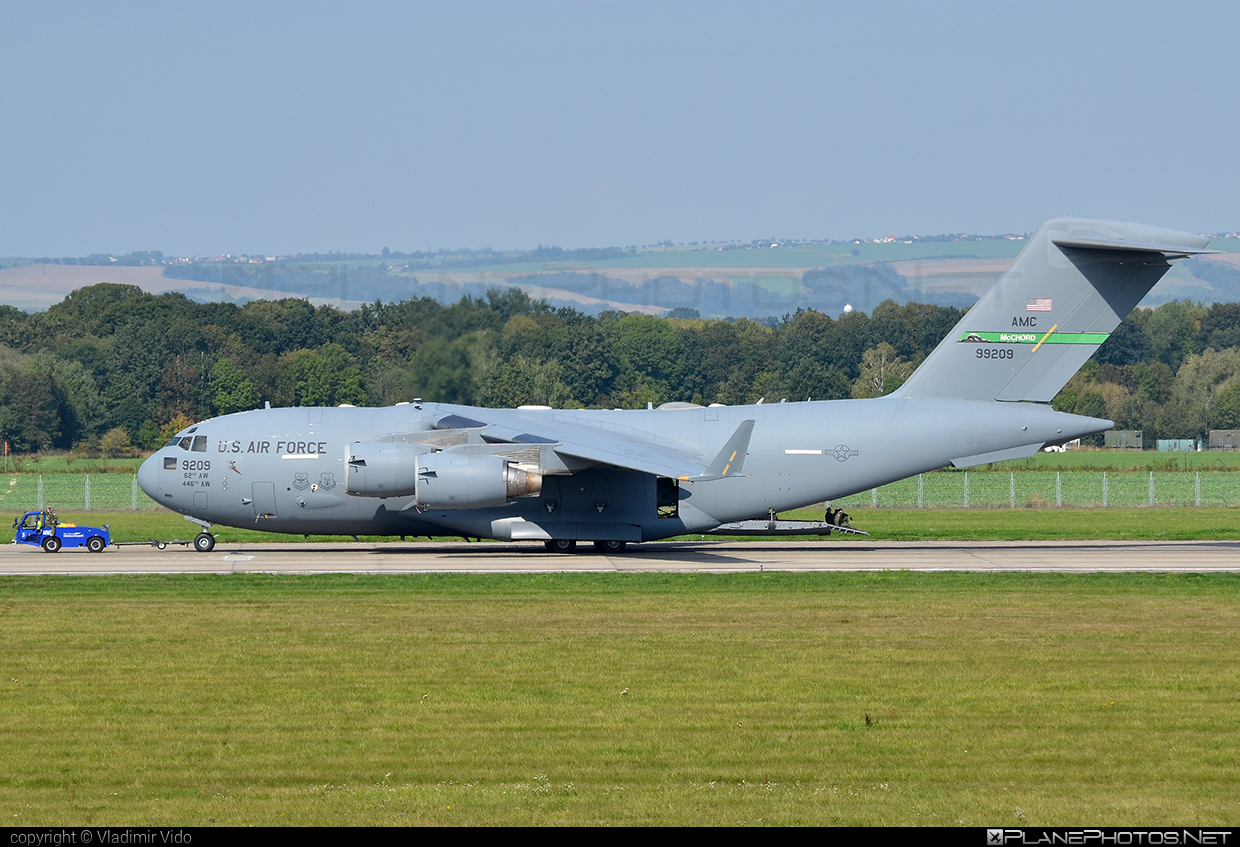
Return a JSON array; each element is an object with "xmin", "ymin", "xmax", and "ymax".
[{"xmin": 252, "ymin": 482, "xmax": 278, "ymax": 517}]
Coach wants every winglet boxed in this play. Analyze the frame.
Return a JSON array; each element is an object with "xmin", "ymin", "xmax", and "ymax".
[{"xmin": 685, "ymin": 420, "xmax": 754, "ymax": 481}]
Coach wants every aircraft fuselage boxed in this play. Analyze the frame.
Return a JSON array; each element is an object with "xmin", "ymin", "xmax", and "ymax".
[{"xmin": 137, "ymin": 398, "xmax": 1104, "ymax": 543}]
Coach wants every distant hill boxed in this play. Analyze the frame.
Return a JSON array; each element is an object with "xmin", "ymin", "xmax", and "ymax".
[{"xmin": 5, "ymin": 235, "xmax": 1239, "ymax": 315}]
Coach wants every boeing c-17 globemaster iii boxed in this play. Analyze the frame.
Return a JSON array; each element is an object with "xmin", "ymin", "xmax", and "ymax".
[{"xmin": 136, "ymin": 218, "xmax": 1214, "ymax": 553}]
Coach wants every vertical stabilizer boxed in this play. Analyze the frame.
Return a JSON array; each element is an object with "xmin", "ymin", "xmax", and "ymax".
[{"xmin": 898, "ymin": 218, "xmax": 1212, "ymax": 402}]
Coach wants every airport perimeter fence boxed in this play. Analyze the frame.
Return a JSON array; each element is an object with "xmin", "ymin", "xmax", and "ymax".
[
  {"xmin": 833, "ymin": 470, "xmax": 1240, "ymax": 509},
  {"xmin": 0, "ymin": 474, "xmax": 152, "ymax": 513},
  {"xmin": 2, "ymin": 471, "xmax": 1240, "ymax": 514}
]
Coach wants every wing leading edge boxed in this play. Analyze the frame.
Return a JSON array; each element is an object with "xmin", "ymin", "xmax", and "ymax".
[
  {"xmin": 552, "ymin": 419, "xmax": 756, "ymax": 481},
  {"xmin": 428, "ymin": 405, "xmax": 757, "ymax": 481}
]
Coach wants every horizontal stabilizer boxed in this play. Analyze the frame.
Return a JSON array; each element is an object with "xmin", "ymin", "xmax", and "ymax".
[{"xmin": 1052, "ymin": 236, "xmax": 1217, "ymax": 257}]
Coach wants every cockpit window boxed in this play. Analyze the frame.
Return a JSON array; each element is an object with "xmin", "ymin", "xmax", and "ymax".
[{"xmin": 168, "ymin": 426, "xmax": 199, "ymax": 448}]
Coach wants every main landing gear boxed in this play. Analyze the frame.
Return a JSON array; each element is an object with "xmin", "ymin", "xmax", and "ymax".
[
  {"xmin": 543, "ymin": 538, "xmax": 629, "ymax": 554},
  {"xmin": 825, "ymin": 507, "xmax": 853, "ymax": 527}
]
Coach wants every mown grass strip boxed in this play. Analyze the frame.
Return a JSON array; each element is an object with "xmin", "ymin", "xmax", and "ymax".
[{"xmin": 0, "ymin": 573, "xmax": 1236, "ymax": 826}]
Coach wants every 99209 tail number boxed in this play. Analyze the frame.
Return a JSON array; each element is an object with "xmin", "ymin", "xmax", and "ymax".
[{"xmin": 976, "ymin": 347, "xmax": 1014, "ymax": 359}]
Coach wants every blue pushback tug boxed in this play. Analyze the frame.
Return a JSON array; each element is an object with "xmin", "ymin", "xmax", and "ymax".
[{"xmin": 12, "ymin": 510, "xmax": 110, "ymax": 553}]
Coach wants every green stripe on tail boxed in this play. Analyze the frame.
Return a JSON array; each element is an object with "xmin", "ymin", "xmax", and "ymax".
[{"xmin": 958, "ymin": 331, "xmax": 1110, "ymax": 345}]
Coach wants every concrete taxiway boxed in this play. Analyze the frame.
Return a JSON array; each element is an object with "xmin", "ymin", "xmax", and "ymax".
[{"xmin": 2, "ymin": 539, "xmax": 1240, "ymax": 575}]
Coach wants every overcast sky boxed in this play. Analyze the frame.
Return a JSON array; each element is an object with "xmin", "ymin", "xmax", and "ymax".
[{"xmin": 3, "ymin": 1, "xmax": 1237, "ymax": 256}]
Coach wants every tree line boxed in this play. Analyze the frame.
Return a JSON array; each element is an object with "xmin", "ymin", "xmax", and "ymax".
[
  {"xmin": 1054, "ymin": 300, "xmax": 1240, "ymax": 442},
  {"xmin": 1, "ymin": 282, "xmax": 1239, "ymax": 454}
]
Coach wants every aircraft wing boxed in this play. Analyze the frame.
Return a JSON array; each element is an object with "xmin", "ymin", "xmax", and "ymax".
[
  {"xmin": 434, "ymin": 410, "xmax": 754, "ymax": 481},
  {"xmin": 553, "ymin": 419, "xmax": 754, "ymax": 481}
]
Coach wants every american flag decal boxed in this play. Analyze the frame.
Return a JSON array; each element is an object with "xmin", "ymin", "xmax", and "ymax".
[{"xmin": 1026, "ymin": 298, "xmax": 1052, "ymax": 312}]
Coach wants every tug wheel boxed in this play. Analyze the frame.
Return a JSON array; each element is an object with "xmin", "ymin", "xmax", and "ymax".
[
  {"xmin": 42, "ymin": 536, "xmax": 62, "ymax": 553},
  {"xmin": 87, "ymin": 536, "xmax": 106, "ymax": 553}
]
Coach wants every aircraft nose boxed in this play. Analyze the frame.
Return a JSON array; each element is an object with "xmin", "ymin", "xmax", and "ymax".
[{"xmin": 137, "ymin": 454, "xmax": 160, "ymax": 501}]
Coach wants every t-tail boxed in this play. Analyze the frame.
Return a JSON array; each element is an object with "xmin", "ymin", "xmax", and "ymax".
[{"xmin": 898, "ymin": 218, "xmax": 1214, "ymax": 402}]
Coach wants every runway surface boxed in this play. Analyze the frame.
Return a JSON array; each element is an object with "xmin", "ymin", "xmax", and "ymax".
[{"xmin": 3, "ymin": 539, "xmax": 1240, "ymax": 574}]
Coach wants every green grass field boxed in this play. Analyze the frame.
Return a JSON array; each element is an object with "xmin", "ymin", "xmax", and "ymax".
[
  {"xmin": 5, "ymin": 485, "xmax": 1240, "ymax": 826},
  {"xmin": 0, "ymin": 573, "xmax": 1235, "ymax": 826},
  {"xmin": 2, "ymin": 457, "xmax": 143, "ymax": 475}
]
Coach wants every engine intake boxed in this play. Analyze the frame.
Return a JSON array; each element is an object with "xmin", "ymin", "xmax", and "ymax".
[{"xmin": 346, "ymin": 442, "xmax": 420, "ymax": 497}]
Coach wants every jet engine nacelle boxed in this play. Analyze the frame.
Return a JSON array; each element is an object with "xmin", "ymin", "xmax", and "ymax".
[
  {"xmin": 346, "ymin": 442, "xmax": 420, "ymax": 497},
  {"xmin": 415, "ymin": 451, "xmax": 542, "ymax": 510},
  {"xmin": 345, "ymin": 442, "xmax": 541, "ymax": 508}
]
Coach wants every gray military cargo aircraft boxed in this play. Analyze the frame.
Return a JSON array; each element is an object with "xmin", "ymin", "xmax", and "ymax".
[{"xmin": 137, "ymin": 218, "xmax": 1213, "ymax": 553}]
